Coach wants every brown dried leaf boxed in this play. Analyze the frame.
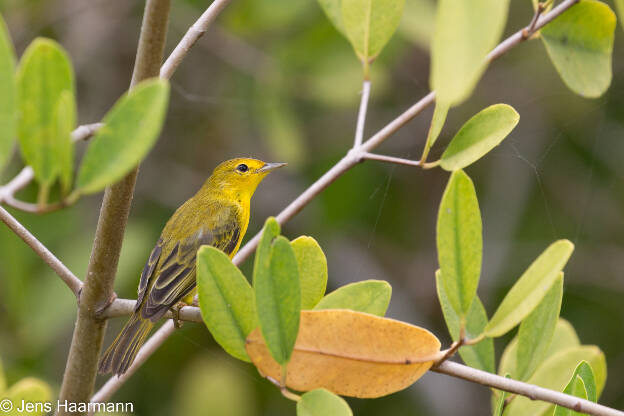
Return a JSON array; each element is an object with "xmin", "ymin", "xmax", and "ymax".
[{"xmin": 246, "ymin": 309, "xmax": 441, "ymax": 398}]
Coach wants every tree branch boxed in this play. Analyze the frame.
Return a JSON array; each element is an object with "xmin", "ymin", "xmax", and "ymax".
[
  {"xmin": 101, "ymin": 298, "xmax": 202, "ymax": 323},
  {"xmin": 57, "ymin": 1, "xmax": 171, "ymax": 414},
  {"xmin": 353, "ymin": 80, "xmax": 371, "ymax": 148},
  {"xmin": 159, "ymin": 0, "xmax": 233, "ymax": 80},
  {"xmin": 432, "ymin": 361, "xmax": 624, "ymax": 416},
  {"xmin": 91, "ymin": 0, "xmax": 583, "ymax": 402},
  {"xmin": 0, "ymin": 205, "xmax": 82, "ymax": 296}
]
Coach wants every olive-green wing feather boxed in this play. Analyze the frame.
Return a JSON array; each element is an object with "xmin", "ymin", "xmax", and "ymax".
[{"xmin": 139, "ymin": 212, "xmax": 242, "ymax": 321}]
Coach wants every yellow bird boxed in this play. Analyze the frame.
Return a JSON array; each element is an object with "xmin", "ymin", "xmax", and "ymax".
[{"xmin": 99, "ymin": 158, "xmax": 286, "ymax": 375}]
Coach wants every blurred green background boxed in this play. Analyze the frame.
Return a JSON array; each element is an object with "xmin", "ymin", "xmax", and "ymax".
[{"xmin": 1, "ymin": 0, "xmax": 623, "ymax": 414}]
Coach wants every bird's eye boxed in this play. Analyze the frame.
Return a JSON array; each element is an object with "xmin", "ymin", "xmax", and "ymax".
[{"xmin": 236, "ymin": 163, "xmax": 249, "ymax": 173}]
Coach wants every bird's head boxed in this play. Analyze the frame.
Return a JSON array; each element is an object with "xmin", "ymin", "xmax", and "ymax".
[{"xmin": 207, "ymin": 158, "xmax": 286, "ymax": 198}]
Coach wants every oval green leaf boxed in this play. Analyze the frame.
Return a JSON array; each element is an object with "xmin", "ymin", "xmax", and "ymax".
[
  {"xmin": 291, "ymin": 236, "xmax": 328, "ymax": 309},
  {"xmin": 437, "ymin": 169, "xmax": 482, "ymax": 317},
  {"xmin": 254, "ymin": 235, "xmax": 301, "ymax": 365},
  {"xmin": 297, "ymin": 389, "xmax": 353, "ymax": 416},
  {"xmin": 440, "ymin": 104, "xmax": 519, "ymax": 171},
  {"xmin": 430, "ymin": 0, "xmax": 509, "ymax": 105},
  {"xmin": 616, "ymin": 0, "xmax": 624, "ymax": 31},
  {"xmin": 342, "ymin": 0, "xmax": 405, "ymax": 68},
  {"xmin": 16, "ymin": 37, "xmax": 74, "ymax": 186},
  {"xmin": 541, "ymin": 0, "xmax": 615, "ymax": 98},
  {"xmin": 197, "ymin": 245, "xmax": 257, "ymax": 362},
  {"xmin": 253, "ymin": 217, "xmax": 280, "ymax": 287},
  {"xmin": 436, "ymin": 270, "xmax": 494, "ymax": 373},
  {"xmin": 313, "ymin": 279, "xmax": 391, "ymax": 317},
  {"xmin": 505, "ymin": 346, "xmax": 606, "ymax": 416},
  {"xmin": 318, "ymin": 0, "xmax": 345, "ymax": 34},
  {"xmin": 484, "ymin": 240, "xmax": 573, "ymax": 337},
  {"xmin": 53, "ymin": 91, "xmax": 76, "ymax": 194},
  {"xmin": 492, "ymin": 374, "xmax": 510, "ymax": 416},
  {"xmin": 515, "ymin": 274, "xmax": 563, "ymax": 381},
  {"xmin": 554, "ymin": 360, "xmax": 597, "ymax": 416},
  {"xmin": 2, "ymin": 378, "xmax": 52, "ymax": 416},
  {"xmin": 76, "ymin": 78, "xmax": 169, "ymax": 194},
  {"xmin": 0, "ymin": 15, "xmax": 16, "ymax": 173}
]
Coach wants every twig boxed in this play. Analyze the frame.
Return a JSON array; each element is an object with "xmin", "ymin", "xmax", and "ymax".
[
  {"xmin": 361, "ymin": 152, "xmax": 421, "ymax": 167},
  {"xmin": 522, "ymin": 2, "xmax": 546, "ymax": 39},
  {"xmin": 353, "ymin": 80, "xmax": 371, "ymax": 148},
  {"xmin": 91, "ymin": 0, "xmax": 582, "ymax": 402},
  {"xmin": 432, "ymin": 361, "xmax": 624, "ymax": 416},
  {"xmin": 159, "ymin": 0, "xmax": 233, "ymax": 80},
  {"xmin": 0, "ymin": 205, "xmax": 82, "ymax": 296},
  {"xmin": 100, "ymin": 298, "xmax": 202, "ymax": 322},
  {"xmin": 57, "ymin": 1, "xmax": 172, "ymax": 414}
]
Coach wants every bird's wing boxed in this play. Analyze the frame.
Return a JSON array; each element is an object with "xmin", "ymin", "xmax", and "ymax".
[{"xmin": 138, "ymin": 207, "xmax": 242, "ymax": 320}]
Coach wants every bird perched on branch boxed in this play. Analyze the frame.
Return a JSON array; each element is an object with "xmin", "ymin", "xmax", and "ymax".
[{"xmin": 99, "ymin": 158, "xmax": 286, "ymax": 375}]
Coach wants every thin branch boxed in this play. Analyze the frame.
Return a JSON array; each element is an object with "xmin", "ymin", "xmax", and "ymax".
[
  {"xmin": 89, "ymin": 321, "xmax": 176, "ymax": 407},
  {"xmin": 353, "ymin": 80, "xmax": 371, "ymax": 148},
  {"xmin": 101, "ymin": 298, "xmax": 202, "ymax": 323},
  {"xmin": 361, "ymin": 152, "xmax": 421, "ymax": 167},
  {"xmin": 159, "ymin": 0, "xmax": 233, "ymax": 80},
  {"xmin": 0, "ymin": 205, "xmax": 82, "ymax": 296},
  {"xmin": 432, "ymin": 361, "xmax": 624, "ymax": 416},
  {"xmin": 91, "ymin": 0, "xmax": 582, "ymax": 402},
  {"xmin": 57, "ymin": 1, "xmax": 172, "ymax": 413}
]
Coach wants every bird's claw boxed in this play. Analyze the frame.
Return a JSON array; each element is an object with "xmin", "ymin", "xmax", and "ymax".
[{"xmin": 170, "ymin": 302, "xmax": 186, "ymax": 329}]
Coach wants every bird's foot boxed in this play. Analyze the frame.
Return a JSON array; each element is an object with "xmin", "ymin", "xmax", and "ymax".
[{"xmin": 170, "ymin": 302, "xmax": 186, "ymax": 329}]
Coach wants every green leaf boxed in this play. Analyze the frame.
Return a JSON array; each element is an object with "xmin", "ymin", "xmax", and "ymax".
[
  {"xmin": 515, "ymin": 274, "xmax": 563, "ymax": 381},
  {"xmin": 0, "ymin": 14, "xmax": 16, "ymax": 173},
  {"xmin": 253, "ymin": 217, "xmax": 280, "ymax": 287},
  {"xmin": 76, "ymin": 78, "xmax": 169, "ymax": 194},
  {"xmin": 440, "ymin": 104, "xmax": 519, "ymax": 171},
  {"xmin": 197, "ymin": 246, "xmax": 257, "ymax": 362},
  {"xmin": 297, "ymin": 389, "xmax": 353, "ymax": 416},
  {"xmin": 541, "ymin": 0, "xmax": 616, "ymax": 98},
  {"xmin": 421, "ymin": 102, "xmax": 449, "ymax": 162},
  {"xmin": 254, "ymin": 235, "xmax": 301, "ymax": 365},
  {"xmin": 436, "ymin": 270, "xmax": 494, "ymax": 373},
  {"xmin": 553, "ymin": 360, "xmax": 597, "ymax": 416},
  {"xmin": 437, "ymin": 170, "xmax": 482, "ymax": 317},
  {"xmin": 291, "ymin": 236, "xmax": 328, "ymax": 309},
  {"xmin": 484, "ymin": 240, "xmax": 574, "ymax": 337},
  {"xmin": 553, "ymin": 376, "xmax": 587, "ymax": 416},
  {"xmin": 341, "ymin": 0, "xmax": 405, "ymax": 69},
  {"xmin": 317, "ymin": 0, "xmax": 345, "ymax": 34},
  {"xmin": 504, "ymin": 346, "xmax": 606, "ymax": 416},
  {"xmin": 2, "ymin": 378, "xmax": 52, "ymax": 416},
  {"xmin": 430, "ymin": 0, "xmax": 509, "ymax": 105},
  {"xmin": 492, "ymin": 374, "xmax": 510, "ymax": 416},
  {"xmin": 16, "ymin": 38, "xmax": 74, "ymax": 186},
  {"xmin": 314, "ymin": 280, "xmax": 391, "ymax": 316},
  {"xmin": 53, "ymin": 91, "xmax": 76, "ymax": 194},
  {"xmin": 499, "ymin": 318, "xmax": 580, "ymax": 378}
]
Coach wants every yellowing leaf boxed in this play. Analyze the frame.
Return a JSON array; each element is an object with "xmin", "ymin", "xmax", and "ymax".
[
  {"xmin": 246, "ymin": 309, "xmax": 441, "ymax": 398},
  {"xmin": 2, "ymin": 378, "xmax": 52, "ymax": 416}
]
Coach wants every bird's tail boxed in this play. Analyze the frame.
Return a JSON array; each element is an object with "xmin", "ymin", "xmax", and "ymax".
[{"xmin": 98, "ymin": 313, "xmax": 153, "ymax": 376}]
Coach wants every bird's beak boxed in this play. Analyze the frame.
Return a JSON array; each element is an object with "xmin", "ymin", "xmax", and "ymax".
[{"xmin": 258, "ymin": 162, "xmax": 287, "ymax": 173}]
